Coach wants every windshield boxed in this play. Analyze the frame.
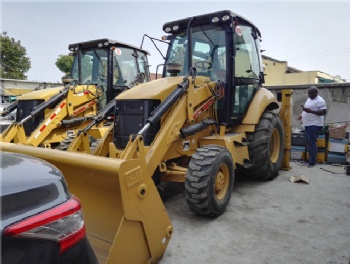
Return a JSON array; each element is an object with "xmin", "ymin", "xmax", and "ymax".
[
  {"xmin": 71, "ymin": 48, "xmax": 108, "ymax": 86},
  {"xmin": 112, "ymin": 47, "xmax": 150, "ymax": 86},
  {"xmin": 137, "ymin": 51, "xmax": 150, "ymax": 82},
  {"xmin": 233, "ymin": 25, "xmax": 260, "ymax": 79},
  {"xmin": 71, "ymin": 47, "xmax": 150, "ymax": 86},
  {"xmin": 165, "ymin": 24, "xmax": 226, "ymax": 81},
  {"xmin": 112, "ymin": 48, "xmax": 142, "ymax": 86}
]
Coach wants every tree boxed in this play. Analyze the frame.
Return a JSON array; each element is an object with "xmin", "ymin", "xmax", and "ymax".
[
  {"xmin": 0, "ymin": 32, "xmax": 31, "ymax": 79},
  {"xmin": 55, "ymin": 54, "xmax": 73, "ymax": 76}
]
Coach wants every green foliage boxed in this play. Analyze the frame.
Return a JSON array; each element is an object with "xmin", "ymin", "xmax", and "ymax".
[
  {"xmin": 0, "ymin": 32, "xmax": 31, "ymax": 80},
  {"xmin": 55, "ymin": 54, "xmax": 74, "ymax": 75}
]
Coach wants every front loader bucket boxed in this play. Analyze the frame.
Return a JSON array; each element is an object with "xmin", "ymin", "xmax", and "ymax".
[{"xmin": 0, "ymin": 142, "xmax": 172, "ymax": 264}]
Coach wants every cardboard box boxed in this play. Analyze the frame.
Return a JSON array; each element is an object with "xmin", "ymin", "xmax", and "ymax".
[
  {"xmin": 290, "ymin": 175, "xmax": 310, "ymax": 184},
  {"xmin": 329, "ymin": 125, "xmax": 346, "ymax": 140},
  {"xmin": 292, "ymin": 132, "xmax": 306, "ymax": 146},
  {"xmin": 327, "ymin": 138, "xmax": 348, "ymax": 153},
  {"xmin": 317, "ymin": 151, "xmax": 326, "ymax": 163},
  {"xmin": 292, "ymin": 133, "xmax": 326, "ymax": 147},
  {"xmin": 317, "ymin": 135, "xmax": 326, "ymax": 148},
  {"xmin": 290, "ymin": 146, "xmax": 306, "ymax": 160},
  {"xmin": 327, "ymin": 152, "xmax": 347, "ymax": 164}
]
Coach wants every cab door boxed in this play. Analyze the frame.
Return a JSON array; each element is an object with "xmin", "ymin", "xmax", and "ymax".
[{"xmin": 231, "ymin": 24, "xmax": 263, "ymax": 122}]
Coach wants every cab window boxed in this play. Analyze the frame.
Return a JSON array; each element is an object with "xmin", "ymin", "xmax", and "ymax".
[
  {"xmin": 71, "ymin": 49, "xmax": 108, "ymax": 86},
  {"xmin": 113, "ymin": 48, "xmax": 138, "ymax": 86},
  {"xmin": 234, "ymin": 25, "xmax": 260, "ymax": 79},
  {"xmin": 137, "ymin": 51, "xmax": 150, "ymax": 82},
  {"xmin": 231, "ymin": 25, "xmax": 260, "ymax": 118}
]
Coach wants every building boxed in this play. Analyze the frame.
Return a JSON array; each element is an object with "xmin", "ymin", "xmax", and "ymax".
[
  {"xmin": 150, "ymin": 73, "xmax": 159, "ymax": 81},
  {"xmin": 0, "ymin": 78, "xmax": 63, "ymax": 102},
  {"xmin": 262, "ymin": 55, "xmax": 345, "ymax": 86}
]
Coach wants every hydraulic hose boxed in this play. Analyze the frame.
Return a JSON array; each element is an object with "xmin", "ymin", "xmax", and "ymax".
[
  {"xmin": 0, "ymin": 101, "xmax": 18, "ymax": 117},
  {"xmin": 147, "ymin": 79, "xmax": 189, "ymax": 126},
  {"xmin": 60, "ymin": 116, "xmax": 94, "ymax": 127},
  {"xmin": 138, "ymin": 68, "xmax": 196, "ymax": 136},
  {"xmin": 79, "ymin": 99, "xmax": 116, "ymax": 134},
  {"xmin": 180, "ymin": 119, "xmax": 216, "ymax": 138}
]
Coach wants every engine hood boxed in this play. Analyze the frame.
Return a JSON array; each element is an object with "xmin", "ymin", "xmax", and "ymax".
[
  {"xmin": 16, "ymin": 85, "xmax": 98, "ymax": 101},
  {"xmin": 117, "ymin": 76, "xmax": 211, "ymax": 101},
  {"xmin": 17, "ymin": 87, "xmax": 62, "ymax": 100}
]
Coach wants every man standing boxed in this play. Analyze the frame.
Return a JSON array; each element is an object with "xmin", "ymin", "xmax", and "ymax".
[{"xmin": 300, "ymin": 86, "xmax": 327, "ymax": 167}]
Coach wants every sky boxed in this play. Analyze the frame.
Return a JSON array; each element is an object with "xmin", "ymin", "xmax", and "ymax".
[{"xmin": 1, "ymin": 1, "xmax": 350, "ymax": 83}]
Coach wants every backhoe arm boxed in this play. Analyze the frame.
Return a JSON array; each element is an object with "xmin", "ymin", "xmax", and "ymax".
[
  {"xmin": 65, "ymin": 99, "xmax": 115, "ymax": 153},
  {"xmin": 0, "ymin": 88, "xmax": 69, "ymax": 144},
  {"xmin": 25, "ymin": 88, "xmax": 97, "ymax": 147},
  {"xmin": 0, "ymin": 101, "xmax": 18, "ymax": 117}
]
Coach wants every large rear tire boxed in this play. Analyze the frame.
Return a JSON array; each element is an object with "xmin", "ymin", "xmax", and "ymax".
[
  {"xmin": 185, "ymin": 145, "xmax": 234, "ymax": 217},
  {"xmin": 245, "ymin": 112, "xmax": 284, "ymax": 180}
]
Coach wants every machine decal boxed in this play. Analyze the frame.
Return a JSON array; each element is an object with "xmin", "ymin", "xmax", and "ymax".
[
  {"xmin": 73, "ymin": 101, "xmax": 97, "ymax": 116},
  {"xmin": 77, "ymin": 91, "xmax": 92, "ymax": 97},
  {"xmin": 34, "ymin": 102, "xmax": 66, "ymax": 139},
  {"xmin": 115, "ymin": 48, "xmax": 122, "ymax": 56},
  {"xmin": 193, "ymin": 98, "xmax": 215, "ymax": 119},
  {"xmin": 235, "ymin": 26, "xmax": 243, "ymax": 36},
  {"xmin": 125, "ymin": 166, "xmax": 143, "ymax": 188}
]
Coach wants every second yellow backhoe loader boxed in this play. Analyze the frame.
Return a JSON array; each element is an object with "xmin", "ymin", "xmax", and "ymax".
[
  {"xmin": 0, "ymin": 38, "xmax": 150, "ymax": 149},
  {"xmin": 1, "ymin": 10, "xmax": 292, "ymax": 263}
]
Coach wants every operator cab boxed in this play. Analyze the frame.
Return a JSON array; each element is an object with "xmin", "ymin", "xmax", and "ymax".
[
  {"xmin": 69, "ymin": 39, "xmax": 150, "ymax": 109},
  {"xmin": 162, "ymin": 10, "xmax": 264, "ymax": 126}
]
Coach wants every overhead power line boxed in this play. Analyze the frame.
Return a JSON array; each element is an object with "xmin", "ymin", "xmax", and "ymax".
[{"xmin": 285, "ymin": 48, "xmax": 350, "ymax": 62}]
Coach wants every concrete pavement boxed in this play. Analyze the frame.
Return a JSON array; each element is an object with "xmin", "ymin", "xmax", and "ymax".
[{"xmin": 159, "ymin": 162, "xmax": 350, "ymax": 264}]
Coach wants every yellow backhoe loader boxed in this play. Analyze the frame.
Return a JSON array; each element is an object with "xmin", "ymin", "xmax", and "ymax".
[
  {"xmin": 0, "ymin": 38, "xmax": 150, "ymax": 149},
  {"xmin": 1, "ymin": 10, "xmax": 292, "ymax": 263}
]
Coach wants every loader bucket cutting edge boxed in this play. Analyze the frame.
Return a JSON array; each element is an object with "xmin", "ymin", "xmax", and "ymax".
[{"xmin": 0, "ymin": 142, "xmax": 172, "ymax": 264}]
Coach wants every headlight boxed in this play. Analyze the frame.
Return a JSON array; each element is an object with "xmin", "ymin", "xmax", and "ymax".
[
  {"xmin": 211, "ymin": 16, "xmax": 219, "ymax": 23},
  {"xmin": 221, "ymin": 15, "xmax": 230, "ymax": 21}
]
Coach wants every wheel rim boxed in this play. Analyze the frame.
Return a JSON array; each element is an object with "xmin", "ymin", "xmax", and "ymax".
[
  {"xmin": 270, "ymin": 128, "xmax": 281, "ymax": 163},
  {"xmin": 214, "ymin": 164, "xmax": 230, "ymax": 200}
]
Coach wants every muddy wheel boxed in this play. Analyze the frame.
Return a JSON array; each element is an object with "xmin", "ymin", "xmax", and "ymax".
[
  {"xmin": 90, "ymin": 138, "xmax": 100, "ymax": 152},
  {"xmin": 245, "ymin": 112, "xmax": 284, "ymax": 180},
  {"xmin": 56, "ymin": 131, "xmax": 76, "ymax": 151},
  {"xmin": 56, "ymin": 137, "xmax": 74, "ymax": 151},
  {"xmin": 185, "ymin": 145, "xmax": 234, "ymax": 217},
  {"xmin": 56, "ymin": 134, "xmax": 74, "ymax": 151}
]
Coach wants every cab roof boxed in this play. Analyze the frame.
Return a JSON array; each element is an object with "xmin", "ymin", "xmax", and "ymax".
[
  {"xmin": 68, "ymin": 38, "xmax": 150, "ymax": 55},
  {"xmin": 162, "ymin": 10, "xmax": 261, "ymax": 37}
]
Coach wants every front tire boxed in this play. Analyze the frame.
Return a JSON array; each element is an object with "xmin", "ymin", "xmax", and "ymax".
[{"xmin": 185, "ymin": 145, "xmax": 234, "ymax": 217}]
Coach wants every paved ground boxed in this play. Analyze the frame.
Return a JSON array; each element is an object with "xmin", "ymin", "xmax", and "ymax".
[{"xmin": 158, "ymin": 161, "xmax": 350, "ymax": 264}]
